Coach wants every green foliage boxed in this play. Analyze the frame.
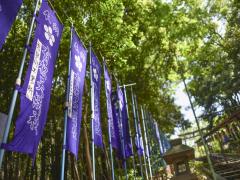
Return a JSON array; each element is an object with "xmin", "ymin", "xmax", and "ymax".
[
  {"xmin": 2, "ymin": 0, "xmax": 238, "ymax": 178},
  {"xmin": 180, "ymin": 0, "xmax": 240, "ymax": 128}
]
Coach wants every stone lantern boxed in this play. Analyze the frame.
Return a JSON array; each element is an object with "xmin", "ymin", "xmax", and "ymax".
[{"xmin": 163, "ymin": 138, "xmax": 198, "ymax": 180}]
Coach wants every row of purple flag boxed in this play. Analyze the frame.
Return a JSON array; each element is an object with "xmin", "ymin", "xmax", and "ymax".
[
  {"xmin": 0, "ymin": 0, "xmax": 170, "ymax": 169},
  {"xmin": 0, "ymin": 0, "xmax": 134, "ymax": 162},
  {"xmin": 2, "ymin": 0, "xmax": 63, "ymax": 160},
  {"xmin": 0, "ymin": 0, "xmax": 23, "ymax": 49}
]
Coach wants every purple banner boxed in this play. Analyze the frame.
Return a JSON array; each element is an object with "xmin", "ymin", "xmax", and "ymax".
[
  {"xmin": 154, "ymin": 121, "xmax": 160, "ymax": 141},
  {"xmin": 118, "ymin": 87, "xmax": 133, "ymax": 158},
  {"xmin": 135, "ymin": 123, "xmax": 144, "ymax": 156},
  {"xmin": 0, "ymin": 0, "xmax": 23, "ymax": 49},
  {"xmin": 91, "ymin": 52, "xmax": 103, "ymax": 148},
  {"xmin": 154, "ymin": 121, "xmax": 163, "ymax": 154},
  {"xmin": 2, "ymin": 0, "xmax": 63, "ymax": 159},
  {"xmin": 111, "ymin": 91, "xmax": 122, "ymax": 157},
  {"xmin": 103, "ymin": 63, "xmax": 119, "ymax": 149},
  {"xmin": 66, "ymin": 29, "xmax": 87, "ymax": 158}
]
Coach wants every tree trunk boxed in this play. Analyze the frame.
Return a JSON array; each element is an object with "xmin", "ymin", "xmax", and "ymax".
[
  {"xmin": 70, "ymin": 154, "xmax": 75, "ymax": 180},
  {"xmin": 30, "ymin": 166, "xmax": 34, "ymax": 180},
  {"xmin": 24, "ymin": 158, "xmax": 31, "ymax": 179},
  {"xmin": 40, "ymin": 140, "xmax": 46, "ymax": 180},
  {"xmin": 52, "ymin": 113, "xmax": 61, "ymax": 180},
  {"xmin": 35, "ymin": 161, "xmax": 38, "ymax": 180},
  {"xmin": 83, "ymin": 115, "xmax": 93, "ymax": 180},
  {"xmin": 3, "ymin": 152, "xmax": 8, "ymax": 180},
  {"xmin": 8, "ymin": 152, "xmax": 13, "ymax": 180},
  {"xmin": 14, "ymin": 154, "xmax": 20, "ymax": 179},
  {"xmin": 83, "ymin": 81, "xmax": 93, "ymax": 180},
  {"xmin": 81, "ymin": 140, "xmax": 87, "ymax": 179},
  {"xmin": 71, "ymin": 155, "xmax": 80, "ymax": 180},
  {"xmin": 102, "ymin": 144, "xmax": 111, "ymax": 180}
]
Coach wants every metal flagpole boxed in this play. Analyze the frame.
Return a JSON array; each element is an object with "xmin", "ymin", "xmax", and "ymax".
[
  {"xmin": 117, "ymin": 85, "xmax": 128, "ymax": 180},
  {"xmin": 60, "ymin": 25, "xmax": 73, "ymax": 180},
  {"xmin": 103, "ymin": 61, "xmax": 115, "ymax": 180},
  {"xmin": 0, "ymin": 0, "xmax": 41, "ymax": 169},
  {"xmin": 89, "ymin": 42, "xmax": 96, "ymax": 180},
  {"xmin": 141, "ymin": 107, "xmax": 153, "ymax": 180},
  {"xmin": 123, "ymin": 85, "xmax": 136, "ymax": 179},
  {"xmin": 130, "ymin": 87, "xmax": 144, "ymax": 179},
  {"xmin": 181, "ymin": 73, "xmax": 216, "ymax": 180},
  {"xmin": 134, "ymin": 95, "xmax": 148, "ymax": 180},
  {"xmin": 145, "ymin": 112, "xmax": 152, "ymax": 153}
]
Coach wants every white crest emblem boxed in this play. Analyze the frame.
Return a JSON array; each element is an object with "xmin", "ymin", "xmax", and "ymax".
[
  {"xmin": 93, "ymin": 68, "xmax": 98, "ymax": 81},
  {"xmin": 44, "ymin": 25, "xmax": 55, "ymax": 46},
  {"xmin": 75, "ymin": 55, "xmax": 82, "ymax": 72}
]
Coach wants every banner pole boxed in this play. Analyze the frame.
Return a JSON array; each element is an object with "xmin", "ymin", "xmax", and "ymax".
[
  {"xmin": 181, "ymin": 74, "xmax": 216, "ymax": 180},
  {"xmin": 141, "ymin": 107, "xmax": 153, "ymax": 180},
  {"xmin": 130, "ymin": 87, "xmax": 144, "ymax": 179},
  {"xmin": 117, "ymin": 85, "xmax": 128, "ymax": 180},
  {"xmin": 0, "ymin": 0, "xmax": 41, "ymax": 169},
  {"xmin": 123, "ymin": 85, "xmax": 136, "ymax": 179},
  {"xmin": 60, "ymin": 25, "xmax": 73, "ymax": 180},
  {"xmin": 140, "ymin": 107, "xmax": 149, "ymax": 179},
  {"xmin": 134, "ymin": 95, "xmax": 148, "ymax": 180},
  {"xmin": 103, "ymin": 62, "xmax": 115, "ymax": 180},
  {"xmin": 89, "ymin": 42, "xmax": 96, "ymax": 180}
]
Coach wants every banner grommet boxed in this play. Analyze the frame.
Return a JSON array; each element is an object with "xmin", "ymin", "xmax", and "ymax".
[
  {"xmin": 65, "ymin": 101, "xmax": 69, "ymax": 108},
  {"xmin": 15, "ymin": 78, "xmax": 21, "ymax": 86}
]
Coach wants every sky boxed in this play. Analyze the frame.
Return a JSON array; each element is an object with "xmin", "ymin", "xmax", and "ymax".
[
  {"xmin": 174, "ymin": 82, "xmax": 194, "ymax": 124},
  {"xmin": 172, "ymin": 82, "xmax": 204, "ymax": 145},
  {"xmin": 172, "ymin": 82, "xmax": 193, "ymax": 138}
]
